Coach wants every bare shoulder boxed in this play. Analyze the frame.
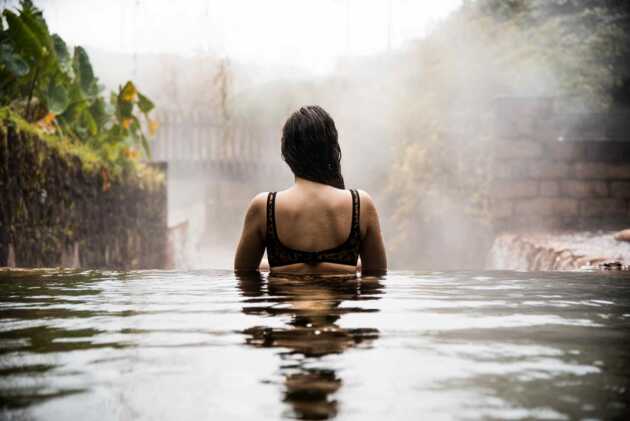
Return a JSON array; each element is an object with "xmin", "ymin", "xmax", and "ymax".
[
  {"xmin": 250, "ymin": 192, "xmax": 269, "ymax": 207},
  {"xmin": 247, "ymin": 192, "xmax": 268, "ymax": 215},
  {"xmin": 355, "ymin": 189, "xmax": 380, "ymax": 237},
  {"xmin": 356, "ymin": 189, "xmax": 377, "ymax": 212}
]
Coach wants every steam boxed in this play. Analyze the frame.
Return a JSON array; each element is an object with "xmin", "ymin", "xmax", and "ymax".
[{"xmin": 31, "ymin": 0, "xmax": 626, "ymax": 269}]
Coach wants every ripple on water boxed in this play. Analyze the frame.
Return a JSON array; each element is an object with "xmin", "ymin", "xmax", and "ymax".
[{"xmin": 0, "ymin": 269, "xmax": 628, "ymax": 420}]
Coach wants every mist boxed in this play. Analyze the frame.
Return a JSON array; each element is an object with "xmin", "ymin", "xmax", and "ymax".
[{"xmin": 29, "ymin": 0, "xmax": 629, "ymax": 270}]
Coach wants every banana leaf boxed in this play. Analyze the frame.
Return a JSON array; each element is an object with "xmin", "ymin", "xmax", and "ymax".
[
  {"xmin": 140, "ymin": 132, "xmax": 151, "ymax": 160},
  {"xmin": 0, "ymin": 43, "xmax": 30, "ymax": 77},
  {"xmin": 20, "ymin": 5, "xmax": 54, "ymax": 63},
  {"xmin": 3, "ymin": 9, "xmax": 42, "ymax": 63},
  {"xmin": 73, "ymin": 46, "xmax": 96, "ymax": 96},
  {"xmin": 81, "ymin": 107, "xmax": 98, "ymax": 136},
  {"xmin": 45, "ymin": 81, "xmax": 69, "ymax": 114},
  {"xmin": 89, "ymin": 97, "xmax": 108, "ymax": 131},
  {"xmin": 52, "ymin": 34, "xmax": 73, "ymax": 78}
]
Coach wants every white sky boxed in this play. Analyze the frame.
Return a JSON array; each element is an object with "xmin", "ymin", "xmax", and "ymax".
[{"xmin": 40, "ymin": 0, "xmax": 461, "ymax": 74}]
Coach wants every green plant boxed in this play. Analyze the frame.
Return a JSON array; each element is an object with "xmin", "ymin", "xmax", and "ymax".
[{"xmin": 0, "ymin": 0, "xmax": 157, "ymax": 171}]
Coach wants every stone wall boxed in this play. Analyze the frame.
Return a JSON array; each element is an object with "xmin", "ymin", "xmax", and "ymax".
[
  {"xmin": 489, "ymin": 98, "xmax": 630, "ymax": 231},
  {"xmin": 0, "ymin": 120, "xmax": 168, "ymax": 270}
]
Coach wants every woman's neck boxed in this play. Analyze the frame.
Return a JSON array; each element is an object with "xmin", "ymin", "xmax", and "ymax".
[{"xmin": 294, "ymin": 177, "xmax": 333, "ymax": 190}]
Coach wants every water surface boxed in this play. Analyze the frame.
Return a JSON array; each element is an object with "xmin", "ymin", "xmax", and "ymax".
[{"xmin": 0, "ymin": 269, "xmax": 629, "ymax": 420}]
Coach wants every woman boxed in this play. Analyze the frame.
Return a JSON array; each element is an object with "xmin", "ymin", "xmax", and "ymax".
[{"xmin": 234, "ymin": 105, "xmax": 387, "ymax": 275}]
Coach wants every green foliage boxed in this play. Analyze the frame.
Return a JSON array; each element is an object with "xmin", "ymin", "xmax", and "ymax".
[
  {"xmin": 464, "ymin": 0, "xmax": 630, "ymax": 109},
  {"xmin": 0, "ymin": 43, "xmax": 29, "ymax": 76},
  {"xmin": 45, "ymin": 82, "xmax": 68, "ymax": 114},
  {"xmin": 137, "ymin": 92, "xmax": 155, "ymax": 114},
  {"xmin": 0, "ymin": 0, "xmax": 158, "ymax": 172},
  {"xmin": 0, "ymin": 111, "xmax": 167, "ymax": 269},
  {"xmin": 3, "ymin": 9, "xmax": 42, "ymax": 63},
  {"xmin": 73, "ymin": 46, "xmax": 96, "ymax": 95},
  {"xmin": 51, "ymin": 34, "xmax": 72, "ymax": 77}
]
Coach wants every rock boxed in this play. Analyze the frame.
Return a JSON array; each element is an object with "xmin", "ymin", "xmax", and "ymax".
[
  {"xmin": 614, "ymin": 229, "xmax": 630, "ymax": 242},
  {"xmin": 488, "ymin": 231, "xmax": 629, "ymax": 271},
  {"xmin": 599, "ymin": 261, "xmax": 625, "ymax": 271}
]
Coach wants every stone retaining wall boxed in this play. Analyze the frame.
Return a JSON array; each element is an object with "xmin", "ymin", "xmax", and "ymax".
[
  {"xmin": 489, "ymin": 98, "xmax": 630, "ymax": 230},
  {"xmin": 0, "ymin": 119, "xmax": 168, "ymax": 270}
]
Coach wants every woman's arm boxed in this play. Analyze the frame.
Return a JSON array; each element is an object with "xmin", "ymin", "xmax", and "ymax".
[
  {"xmin": 234, "ymin": 193, "xmax": 267, "ymax": 272},
  {"xmin": 358, "ymin": 190, "xmax": 387, "ymax": 275}
]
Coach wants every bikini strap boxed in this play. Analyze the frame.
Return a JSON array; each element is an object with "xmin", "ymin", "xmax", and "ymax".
[
  {"xmin": 266, "ymin": 192, "xmax": 277, "ymax": 242},
  {"xmin": 351, "ymin": 189, "xmax": 360, "ymax": 237}
]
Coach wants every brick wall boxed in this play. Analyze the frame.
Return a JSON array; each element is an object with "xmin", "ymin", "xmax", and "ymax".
[{"xmin": 489, "ymin": 98, "xmax": 630, "ymax": 230}]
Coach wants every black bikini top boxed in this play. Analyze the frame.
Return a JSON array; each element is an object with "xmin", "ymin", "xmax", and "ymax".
[{"xmin": 266, "ymin": 190, "xmax": 361, "ymax": 267}]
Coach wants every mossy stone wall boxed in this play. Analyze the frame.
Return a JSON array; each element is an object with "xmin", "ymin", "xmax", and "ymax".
[{"xmin": 0, "ymin": 120, "xmax": 167, "ymax": 269}]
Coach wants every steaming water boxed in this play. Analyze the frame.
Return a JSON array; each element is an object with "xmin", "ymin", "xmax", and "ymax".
[{"xmin": 1, "ymin": 269, "xmax": 629, "ymax": 420}]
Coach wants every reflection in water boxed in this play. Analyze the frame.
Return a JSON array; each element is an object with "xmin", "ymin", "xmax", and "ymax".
[
  {"xmin": 0, "ymin": 270, "xmax": 105, "ymax": 409},
  {"xmin": 237, "ymin": 272, "xmax": 384, "ymax": 420}
]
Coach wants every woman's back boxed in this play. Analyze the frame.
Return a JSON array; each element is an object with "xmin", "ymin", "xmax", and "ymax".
[
  {"xmin": 265, "ymin": 181, "xmax": 363, "ymax": 273},
  {"xmin": 273, "ymin": 183, "xmax": 355, "ymax": 253},
  {"xmin": 234, "ymin": 178, "xmax": 386, "ymax": 275}
]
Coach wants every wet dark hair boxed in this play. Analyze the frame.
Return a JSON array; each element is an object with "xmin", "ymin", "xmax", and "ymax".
[{"xmin": 281, "ymin": 105, "xmax": 345, "ymax": 189}]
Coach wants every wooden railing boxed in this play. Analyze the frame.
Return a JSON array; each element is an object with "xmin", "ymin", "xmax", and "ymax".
[{"xmin": 151, "ymin": 109, "xmax": 277, "ymax": 163}]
